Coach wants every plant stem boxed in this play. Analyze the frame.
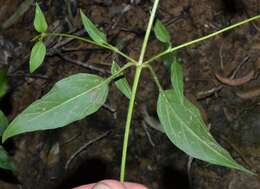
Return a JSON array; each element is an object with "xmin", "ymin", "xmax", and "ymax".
[
  {"xmin": 107, "ymin": 62, "xmax": 135, "ymax": 82},
  {"xmin": 145, "ymin": 65, "xmax": 163, "ymax": 91},
  {"xmin": 45, "ymin": 32, "xmax": 137, "ymax": 64},
  {"xmin": 137, "ymin": 0, "xmax": 160, "ymax": 65},
  {"xmin": 120, "ymin": 65, "xmax": 142, "ymax": 182},
  {"xmin": 144, "ymin": 14, "xmax": 260, "ymax": 65},
  {"xmin": 120, "ymin": 0, "xmax": 160, "ymax": 182}
]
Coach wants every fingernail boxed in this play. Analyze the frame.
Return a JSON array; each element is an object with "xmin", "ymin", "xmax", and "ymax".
[{"xmin": 92, "ymin": 182, "xmax": 112, "ymax": 189}]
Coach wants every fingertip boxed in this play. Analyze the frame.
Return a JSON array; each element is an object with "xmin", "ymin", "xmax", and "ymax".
[
  {"xmin": 72, "ymin": 183, "xmax": 95, "ymax": 189},
  {"xmin": 99, "ymin": 180, "xmax": 127, "ymax": 189},
  {"xmin": 124, "ymin": 182, "xmax": 149, "ymax": 189}
]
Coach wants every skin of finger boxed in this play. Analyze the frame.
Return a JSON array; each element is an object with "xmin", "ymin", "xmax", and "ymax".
[
  {"xmin": 72, "ymin": 180, "xmax": 126, "ymax": 189},
  {"xmin": 124, "ymin": 182, "xmax": 149, "ymax": 189},
  {"xmin": 72, "ymin": 183, "xmax": 95, "ymax": 189},
  {"xmin": 72, "ymin": 180, "xmax": 148, "ymax": 189},
  {"xmin": 100, "ymin": 180, "xmax": 148, "ymax": 189}
]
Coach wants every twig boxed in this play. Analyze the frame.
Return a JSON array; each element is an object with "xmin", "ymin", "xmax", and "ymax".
[
  {"xmin": 58, "ymin": 53, "xmax": 109, "ymax": 74},
  {"xmin": 219, "ymin": 134, "xmax": 256, "ymax": 173},
  {"xmin": 187, "ymin": 156, "xmax": 194, "ymax": 186},
  {"xmin": 8, "ymin": 73, "xmax": 49, "ymax": 80},
  {"xmin": 103, "ymin": 103, "xmax": 117, "ymax": 119},
  {"xmin": 196, "ymin": 56, "xmax": 249, "ymax": 99},
  {"xmin": 186, "ymin": 124, "xmax": 211, "ymax": 187},
  {"xmin": 1, "ymin": 0, "xmax": 33, "ymax": 29},
  {"xmin": 65, "ymin": 131, "xmax": 111, "ymax": 170},
  {"xmin": 52, "ymin": 29, "xmax": 86, "ymax": 49},
  {"xmin": 219, "ymin": 43, "xmax": 224, "ymax": 70},
  {"xmin": 142, "ymin": 121, "xmax": 155, "ymax": 147},
  {"xmin": 141, "ymin": 105, "xmax": 164, "ymax": 133}
]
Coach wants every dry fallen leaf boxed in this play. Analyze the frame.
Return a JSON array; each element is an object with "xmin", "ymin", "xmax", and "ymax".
[
  {"xmin": 236, "ymin": 85, "xmax": 260, "ymax": 99},
  {"xmin": 215, "ymin": 70, "xmax": 255, "ymax": 86}
]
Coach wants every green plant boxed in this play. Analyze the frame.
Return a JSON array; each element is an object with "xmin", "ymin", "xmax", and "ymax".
[
  {"xmin": 2, "ymin": 1, "xmax": 260, "ymax": 181},
  {"xmin": 0, "ymin": 68, "xmax": 16, "ymax": 171}
]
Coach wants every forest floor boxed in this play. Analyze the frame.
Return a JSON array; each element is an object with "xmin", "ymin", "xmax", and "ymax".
[{"xmin": 0, "ymin": 0, "xmax": 260, "ymax": 189}]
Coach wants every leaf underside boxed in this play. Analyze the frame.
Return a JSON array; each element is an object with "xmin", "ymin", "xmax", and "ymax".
[
  {"xmin": 0, "ymin": 111, "xmax": 8, "ymax": 136},
  {"xmin": 170, "ymin": 57, "xmax": 184, "ymax": 103},
  {"xmin": 0, "ymin": 68, "xmax": 8, "ymax": 98},
  {"xmin": 157, "ymin": 89, "xmax": 251, "ymax": 174},
  {"xmin": 0, "ymin": 146, "xmax": 16, "ymax": 171},
  {"xmin": 34, "ymin": 3, "xmax": 48, "ymax": 33},
  {"xmin": 80, "ymin": 10, "xmax": 107, "ymax": 45},
  {"xmin": 3, "ymin": 73, "xmax": 109, "ymax": 142},
  {"xmin": 154, "ymin": 19, "xmax": 171, "ymax": 44},
  {"xmin": 111, "ymin": 61, "xmax": 132, "ymax": 99},
  {"xmin": 29, "ymin": 41, "xmax": 46, "ymax": 73}
]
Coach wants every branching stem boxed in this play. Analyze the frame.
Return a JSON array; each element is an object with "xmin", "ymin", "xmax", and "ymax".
[
  {"xmin": 144, "ymin": 14, "xmax": 260, "ymax": 65},
  {"xmin": 120, "ymin": 0, "xmax": 160, "ymax": 182}
]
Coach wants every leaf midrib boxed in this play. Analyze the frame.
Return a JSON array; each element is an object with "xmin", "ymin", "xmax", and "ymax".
[
  {"xmin": 161, "ymin": 91, "xmax": 239, "ymax": 167},
  {"xmin": 11, "ymin": 78, "xmax": 107, "ymax": 126}
]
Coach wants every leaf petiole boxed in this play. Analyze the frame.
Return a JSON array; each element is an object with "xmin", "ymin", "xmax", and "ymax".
[
  {"xmin": 44, "ymin": 32, "xmax": 138, "ymax": 64},
  {"xmin": 144, "ymin": 65, "xmax": 163, "ymax": 92},
  {"xmin": 144, "ymin": 14, "xmax": 260, "ymax": 65}
]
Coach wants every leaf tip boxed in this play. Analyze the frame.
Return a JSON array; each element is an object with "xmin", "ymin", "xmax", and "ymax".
[
  {"xmin": 2, "ymin": 131, "xmax": 9, "ymax": 143},
  {"xmin": 34, "ymin": 2, "xmax": 48, "ymax": 33}
]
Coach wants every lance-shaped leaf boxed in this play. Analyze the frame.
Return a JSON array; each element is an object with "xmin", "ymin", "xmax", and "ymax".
[
  {"xmin": 34, "ymin": 3, "xmax": 48, "ymax": 33},
  {"xmin": 111, "ymin": 61, "xmax": 131, "ymax": 99},
  {"xmin": 157, "ymin": 89, "xmax": 251, "ymax": 173},
  {"xmin": 0, "ymin": 111, "xmax": 8, "ymax": 136},
  {"xmin": 0, "ymin": 146, "xmax": 16, "ymax": 171},
  {"xmin": 154, "ymin": 19, "xmax": 171, "ymax": 44},
  {"xmin": 2, "ymin": 74, "xmax": 109, "ymax": 142},
  {"xmin": 29, "ymin": 41, "xmax": 46, "ymax": 73},
  {"xmin": 0, "ymin": 68, "xmax": 8, "ymax": 98},
  {"xmin": 80, "ymin": 9, "xmax": 107, "ymax": 45},
  {"xmin": 171, "ymin": 56, "xmax": 184, "ymax": 103}
]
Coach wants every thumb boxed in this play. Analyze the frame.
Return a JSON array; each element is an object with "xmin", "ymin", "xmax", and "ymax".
[
  {"xmin": 92, "ymin": 180, "xmax": 148, "ymax": 189},
  {"xmin": 92, "ymin": 182, "xmax": 115, "ymax": 189}
]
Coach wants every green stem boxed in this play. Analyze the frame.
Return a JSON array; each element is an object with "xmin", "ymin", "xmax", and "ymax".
[
  {"xmin": 145, "ymin": 65, "xmax": 163, "ymax": 92},
  {"xmin": 144, "ymin": 14, "xmax": 260, "ymax": 65},
  {"xmin": 120, "ymin": 0, "xmax": 160, "ymax": 182},
  {"xmin": 107, "ymin": 62, "xmax": 135, "ymax": 82},
  {"xmin": 120, "ymin": 65, "xmax": 142, "ymax": 182},
  {"xmin": 137, "ymin": 0, "xmax": 160, "ymax": 65},
  {"xmin": 45, "ymin": 32, "xmax": 137, "ymax": 64}
]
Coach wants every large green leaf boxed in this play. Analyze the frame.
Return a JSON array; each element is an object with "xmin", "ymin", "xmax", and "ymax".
[
  {"xmin": 111, "ymin": 61, "xmax": 132, "ymax": 99},
  {"xmin": 34, "ymin": 2, "xmax": 48, "ymax": 33},
  {"xmin": 2, "ymin": 73, "xmax": 109, "ymax": 142},
  {"xmin": 0, "ymin": 68, "xmax": 8, "ymax": 98},
  {"xmin": 0, "ymin": 146, "xmax": 16, "ymax": 171},
  {"xmin": 154, "ymin": 19, "xmax": 171, "ymax": 44},
  {"xmin": 170, "ymin": 56, "xmax": 184, "ymax": 103},
  {"xmin": 29, "ymin": 41, "xmax": 46, "ymax": 73},
  {"xmin": 157, "ymin": 89, "xmax": 251, "ymax": 173},
  {"xmin": 80, "ymin": 9, "xmax": 107, "ymax": 45},
  {"xmin": 0, "ymin": 111, "xmax": 8, "ymax": 136}
]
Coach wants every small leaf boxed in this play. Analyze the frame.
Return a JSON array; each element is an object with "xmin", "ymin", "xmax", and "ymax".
[
  {"xmin": 80, "ymin": 9, "xmax": 107, "ymax": 44},
  {"xmin": 0, "ymin": 146, "xmax": 16, "ymax": 171},
  {"xmin": 0, "ymin": 68, "xmax": 8, "ymax": 98},
  {"xmin": 29, "ymin": 41, "xmax": 46, "ymax": 73},
  {"xmin": 2, "ymin": 73, "xmax": 109, "ymax": 142},
  {"xmin": 0, "ymin": 111, "xmax": 8, "ymax": 136},
  {"xmin": 154, "ymin": 19, "xmax": 171, "ymax": 44},
  {"xmin": 34, "ymin": 3, "xmax": 48, "ymax": 33},
  {"xmin": 157, "ymin": 89, "xmax": 252, "ymax": 174},
  {"xmin": 171, "ymin": 56, "xmax": 184, "ymax": 103},
  {"xmin": 111, "ymin": 61, "xmax": 132, "ymax": 99}
]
